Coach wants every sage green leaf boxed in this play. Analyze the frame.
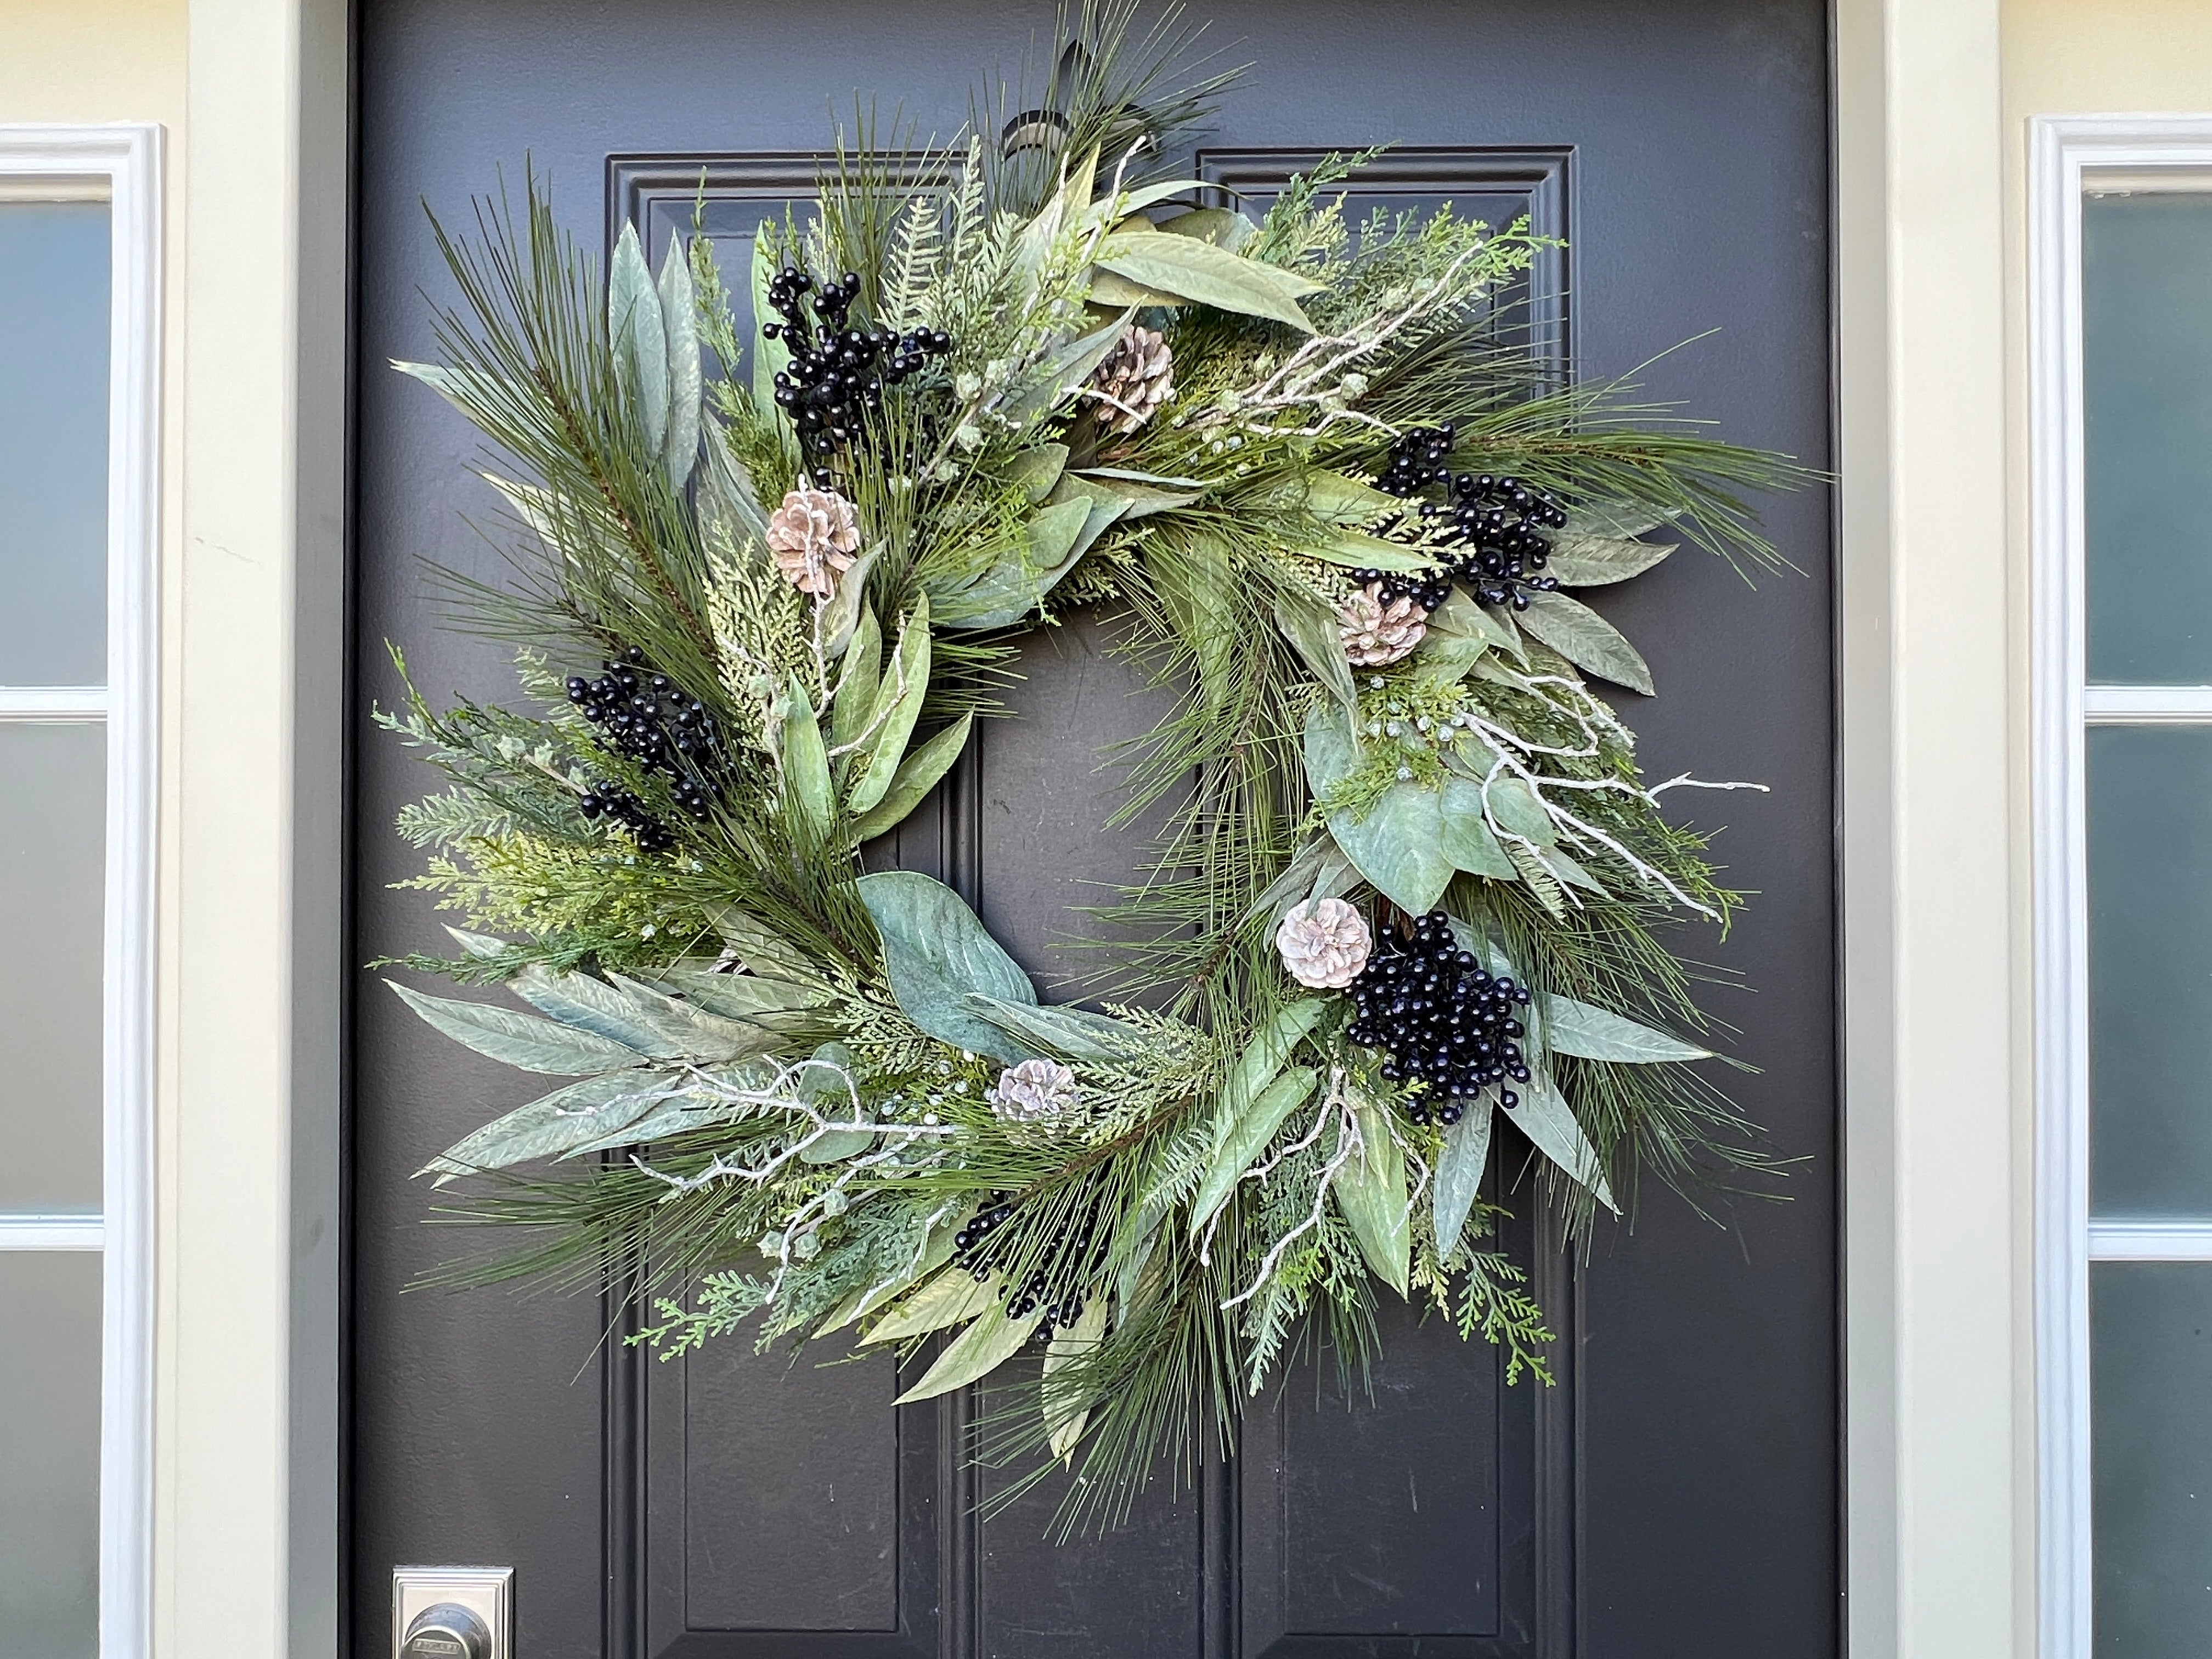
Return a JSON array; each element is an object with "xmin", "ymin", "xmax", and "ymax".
[
  {"xmin": 812, "ymin": 547, "xmax": 878, "ymax": 663},
  {"xmin": 658, "ymin": 230, "xmax": 701, "ymax": 490},
  {"xmin": 1152, "ymin": 531, "xmax": 1238, "ymax": 708},
  {"xmin": 1302, "ymin": 471, "xmax": 1401, "ymax": 526},
  {"xmin": 1069, "ymin": 471, "xmax": 1201, "ymax": 517},
  {"xmin": 1432, "ymin": 1103, "xmax": 1494, "ymax": 1256},
  {"xmin": 1427, "ymin": 588, "xmax": 1521, "ymax": 657},
  {"xmin": 997, "ymin": 310, "xmax": 1132, "ymax": 426},
  {"xmin": 1211, "ymin": 1000, "xmax": 1329, "ymax": 1147},
  {"xmin": 608, "ymin": 222, "xmax": 668, "ymax": 456},
  {"xmin": 850, "ymin": 712, "xmax": 974, "ymax": 842},
  {"xmin": 1515, "ymin": 591, "xmax": 1654, "ymax": 695},
  {"xmin": 511, "ymin": 967, "xmax": 688, "ymax": 1058},
  {"xmin": 1044, "ymin": 1294, "xmax": 1113, "ymax": 1463},
  {"xmin": 1153, "ymin": 206, "xmax": 1256, "ymax": 251},
  {"xmin": 1306, "ymin": 530, "xmax": 1435, "ymax": 573},
  {"xmin": 931, "ymin": 499, "xmax": 1094, "ymax": 629},
  {"xmin": 1503, "ymin": 1074, "xmax": 1617, "ymax": 1212},
  {"xmin": 778, "ymin": 677, "xmax": 834, "ymax": 834},
  {"xmin": 1483, "ymin": 774, "xmax": 1558, "ymax": 848},
  {"xmin": 1088, "ymin": 267, "xmax": 1185, "ymax": 308},
  {"xmin": 1079, "ymin": 464, "xmax": 1211, "ymax": 488},
  {"xmin": 1043, "ymin": 475, "xmax": 1134, "ymax": 565},
  {"xmin": 1241, "ymin": 838, "xmax": 1334, "ymax": 928},
  {"xmin": 1188, "ymin": 1066, "xmax": 1318, "ymax": 1237},
  {"xmin": 391, "ymin": 981, "xmax": 645, "ymax": 1075},
  {"xmin": 1542, "ymin": 995, "xmax": 1713, "ymax": 1063},
  {"xmin": 862, "ymin": 1268, "xmax": 998, "ymax": 1345},
  {"xmin": 1334, "ymin": 1093, "xmax": 1411, "ymax": 1296},
  {"xmin": 649, "ymin": 966, "xmax": 831, "ymax": 1026},
  {"xmin": 420, "ymin": 1069, "xmax": 675, "ymax": 1183},
  {"xmin": 1543, "ymin": 534, "xmax": 1677, "ymax": 586},
  {"xmin": 1564, "ymin": 501, "xmax": 1674, "ymax": 539},
  {"xmin": 699, "ymin": 417, "xmax": 771, "ymax": 543},
  {"xmin": 603, "ymin": 972, "xmax": 779, "ymax": 1062},
  {"xmin": 1302, "ymin": 702, "xmax": 1457, "ymax": 912},
  {"xmin": 964, "ymin": 994, "xmax": 1153, "ymax": 1064},
  {"xmin": 820, "ymin": 1214, "xmax": 962, "ymax": 1335},
  {"xmin": 848, "ymin": 597, "xmax": 931, "ymax": 812},
  {"xmin": 444, "ymin": 925, "xmax": 508, "ymax": 959},
  {"xmin": 710, "ymin": 908, "xmax": 826, "ymax": 984},
  {"xmin": 1009, "ymin": 443, "xmax": 1070, "ymax": 503},
  {"xmin": 748, "ymin": 230, "xmax": 792, "ymax": 430},
  {"xmin": 1439, "ymin": 777, "xmax": 1517, "ymax": 878},
  {"xmin": 1092, "ymin": 232, "xmax": 1319, "ymax": 331},
  {"xmin": 855, "ymin": 870, "xmax": 1036, "ymax": 1062},
  {"xmin": 1273, "ymin": 590, "xmax": 1358, "ymax": 713},
  {"xmin": 558, "ymin": 1070, "xmax": 765, "ymax": 1160},
  {"xmin": 392, "ymin": 360, "xmax": 504, "ymax": 421},
  {"xmin": 830, "ymin": 602, "xmax": 883, "ymax": 754},
  {"xmin": 894, "ymin": 1300, "xmax": 1032, "ymax": 1404},
  {"xmin": 1110, "ymin": 178, "xmax": 1214, "ymax": 218},
  {"xmin": 1542, "ymin": 846, "xmax": 1610, "ymax": 896}
]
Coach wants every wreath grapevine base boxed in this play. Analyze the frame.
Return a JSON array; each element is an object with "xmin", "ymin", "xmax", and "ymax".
[{"xmin": 385, "ymin": 5, "xmax": 1801, "ymax": 1536}]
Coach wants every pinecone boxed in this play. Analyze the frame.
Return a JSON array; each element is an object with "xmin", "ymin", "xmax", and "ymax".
[
  {"xmin": 1338, "ymin": 580, "xmax": 1427, "ymax": 666},
  {"xmin": 1274, "ymin": 896, "xmax": 1373, "ymax": 990},
  {"xmin": 1088, "ymin": 325, "xmax": 1174, "ymax": 435},
  {"xmin": 990, "ymin": 1058, "xmax": 1082, "ymax": 1123},
  {"xmin": 766, "ymin": 487, "xmax": 862, "ymax": 596}
]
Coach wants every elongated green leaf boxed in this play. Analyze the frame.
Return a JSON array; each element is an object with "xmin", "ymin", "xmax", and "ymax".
[
  {"xmin": 1153, "ymin": 206, "xmax": 1255, "ymax": 251},
  {"xmin": 1503, "ymin": 1075, "xmax": 1618, "ymax": 1212},
  {"xmin": 648, "ymin": 966, "xmax": 831, "ymax": 1027},
  {"xmin": 855, "ymin": 870, "xmax": 1036, "ymax": 1062},
  {"xmin": 850, "ymin": 712, "xmax": 973, "ymax": 842},
  {"xmin": 710, "ymin": 908, "xmax": 826, "ymax": 984},
  {"xmin": 1189, "ymin": 1066, "xmax": 1318, "ymax": 1237},
  {"xmin": 965, "ymin": 994, "xmax": 1153, "ymax": 1063},
  {"xmin": 1088, "ymin": 267, "xmax": 1186, "ymax": 307},
  {"xmin": 997, "ymin": 311, "xmax": 1133, "ymax": 426},
  {"xmin": 602, "ymin": 972, "xmax": 779, "ymax": 1061},
  {"xmin": 1303, "ymin": 702, "xmax": 1456, "ymax": 912},
  {"xmin": 1483, "ymin": 774, "xmax": 1559, "ymax": 848},
  {"xmin": 848, "ymin": 597, "xmax": 931, "ymax": 812},
  {"xmin": 1043, "ymin": 1291, "xmax": 1112, "ymax": 1462},
  {"xmin": 777, "ymin": 677, "xmax": 834, "ymax": 835},
  {"xmin": 1564, "ymin": 501, "xmax": 1674, "ymax": 539},
  {"xmin": 1542, "ymin": 995, "xmax": 1712, "ymax": 1063},
  {"xmin": 391, "ymin": 981, "xmax": 645, "ymax": 1075},
  {"xmin": 1042, "ymin": 475, "xmax": 1134, "ymax": 566},
  {"xmin": 1274, "ymin": 590, "xmax": 1358, "ymax": 713},
  {"xmin": 699, "ymin": 417, "xmax": 772, "ymax": 543},
  {"xmin": 1218, "ymin": 1000, "xmax": 1329, "ymax": 1137},
  {"xmin": 1092, "ymin": 233, "xmax": 1318, "ymax": 331},
  {"xmin": 748, "ymin": 231, "xmax": 792, "ymax": 434},
  {"xmin": 830, "ymin": 602, "xmax": 883, "ymax": 754},
  {"xmin": 1306, "ymin": 531, "xmax": 1435, "ymax": 572},
  {"xmin": 931, "ymin": 499, "xmax": 1095, "ymax": 629},
  {"xmin": 392, "ymin": 359, "xmax": 504, "ymax": 421},
  {"xmin": 813, "ymin": 546, "xmax": 877, "ymax": 663},
  {"xmin": 421, "ymin": 1070, "xmax": 675, "ymax": 1182},
  {"xmin": 863, "ymin": 1268, "xmax": 998, "ymax": 1345},
  {"xmin": 558, "ymin": 1071, "xmax": 764, "ymax": 1160},
  {"xmin": 894, "ymin": 1299, "xmax": 1032, "ymax": 1403},
  {"xmin": 1009, "ymin": 443, "xmax": 1070, "ymax": 502},
  {"xmin": 1334, "ymin": 1094, "xmax": 1411, "ymax": 1295},
  {"xmin": 1439, "ymin": 777, "xmax": 1517, "ymax": 878},
  {"xmin": 1515, "ymin": 591, "xmax": 1654, "ymax": 695},
  {"xmin": 511, "ymin": 967, "xmax": 689, "ymax": 1058},
  {"xmin": 658, "ymin": 231, "xmax": 701, "ymax": 489},
  {"xmin": 1109, "ymin": 178, "xmax": 1212, "ymax": 218},
  {"xmin": 609, "ymin": 222, "xmax": 668, "ymax": 456},
  {"xmin": 1543, "ymin": 534, "xmax": 1677, "ymax": 586},
  {"xmin": 1427, "ymin": 588, "xmax": 1521, "ymax": 656},
  {"xmin": 1303, "ymin": 471, "xmax": 1401, "ymax": 527},
  {"xmin": 1432, "ymin": 1103, "xmax": 1494, "ymax": 1256},
  {"xmin": 1152, "ymin": 530, "xmax": 1238, "ymax": 708},
  {"xmin": 1069, "ymin": 471, "xmax": 1200, "ymax": 517},
  {"xmin": 443, "ymin": 926, "xmax": 509, "ymax": 960},
  {"xmin": 820, "ymin": 1214, "xmax": 962, "ymax": 1335}
]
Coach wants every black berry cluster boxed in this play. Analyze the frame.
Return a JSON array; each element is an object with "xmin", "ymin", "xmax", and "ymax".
[
  {"xmin": 763, "ymin": 266, "xmax": 953, "ymax": 460},
  {"xmin": 1345, "ymin": 910, "xmax": 1534, "ymax": 1125},
  {"xmin": 564, "ymin": 645, "xmax": 726, "ymax": 848},
  {"xmin": 1350, "ymin": 565, "xmax": 1452, "ymax": 612},
  {"xmin": 576, "ymin": 780, "xmax": 675, "ymax": 853},
  {"xmin": 952, "ymin": 1190, "xmax": 1015, "ymax": 1274},
  {"xmin": 1376, "ymin": 426, "xmax": 1572, "ymax": 611},
  {"xmin": 951, "ymin": 1189, "xmax": 1101, "ymax": 1343}
]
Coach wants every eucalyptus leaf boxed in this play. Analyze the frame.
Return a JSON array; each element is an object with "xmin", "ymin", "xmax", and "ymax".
[
  {"xmin": 964, "ymin": 995, "xmax": 1154, "ymax": 1063},
  {"xmin": 1092, "ymin": 232, "xmax": 1318, "ymax": 331},
  {"xmin": 1503, "ymin": 1075, "xmax": 1618, "ymax": 1212},
  {"xmin": 608, "ymin": 222, "xmax": 668, "ymax": 456},
  {"xmin": 1334, "ymin": 1093, "xmax": 1411, "ymax": 1296},
  {"xmin": 862, "ymin": 1268, "xmax": 998, "ymax": 1345},
  {"xmin": 850, "ymin": 712, "xmax": 974, "ymax": 842},
  {"xmin": 658, "ymin": 231, "xmax": 701, "ymax": 490},
  {"xmin": 1432, "ymin": 1103, "xmax": 1494, "ymax": 1256},
  {"xmin": 420, "ymin": 1069, "xmax": 676, "ymax": 1183},
  {"xmin": 1515, "ymin": 591, "xmax": 1655, "ymax": 695},
  {"xmin": 894, "ymin": 1300, "xmax": 1032, "ymax": 1404},
  {"xmin": 391, "ymin": 981, "xmax": 646, "ymax": 1075},
  {"xmin": 1188, "ymin": 1066, "xmax": 1318, "ymax": 1237},
  {"xmin": 1302, "ymin": 702, "xmax": 1459, "ymax": 913},
  {"xmin": 848, "ymin": 597, "xmax": 931, "ymax": 812},
  {"xmin": 1009, "ymin": 443, "xmax": 1070, "ymax": 503},
  {"xmin": 1542, "ymin": 995, "xmax": 1713, "ymax": 1063},
  {"xmin": 855, "ymin": 870, "xmax": 1036, "ymax": 1062},
  {"xmin": 1439, "ymin": 777, "xmax": 1517, "ymax": 878},
  {"xmin": 1483, "ymin": 774, "xmax": 1559, "ymax": 848},
  {"xmin": 1543, "ymin": 534, "xmax": 1677, "ymax": 586}
]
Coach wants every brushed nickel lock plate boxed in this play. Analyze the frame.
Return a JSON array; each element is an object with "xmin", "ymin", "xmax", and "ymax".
[{"xmin": 392, "ymin": 1565, "xmax": 512, "ymax": 1659}]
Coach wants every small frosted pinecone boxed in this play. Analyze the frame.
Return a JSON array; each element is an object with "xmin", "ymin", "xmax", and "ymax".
[
  {"xmin": 1338, "ymin": 580, "xmax": 1428, "ymax": 666},
  {"xmin": 766, "ymin": 487, "xmax": 862, "ymax": 596},
  {"xmin": 1088, "ymin": 325, "xmax": 1174, "ymax": 435},
  {"xmin": 1274, "ymin": 896, "xmax": 1373, "ymax": 989},
  {"xmin": 991, "ymin": 1058, "xmax": 1082, "ymax": 1124}
]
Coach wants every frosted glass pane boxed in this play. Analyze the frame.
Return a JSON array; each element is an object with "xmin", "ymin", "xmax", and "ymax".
[
  {"xmin": 0, "ymin": 202, "xmax": 108, "ymax": 686},
  {"xmin": 0, "ymin": 724, "xmax": 104, "ymax": 1210},
  {"xmin": 0, "ymin": 1252, "xmax": 100, "ymax": 1657},
  {"xmin": 2095, "ymin": 1263, "xmax": 2212, "ymax": 1653}
]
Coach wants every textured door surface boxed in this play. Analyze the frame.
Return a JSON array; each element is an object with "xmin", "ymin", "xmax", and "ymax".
[{"xmin": 351, "ymin": 4, "xmax": 1836, "ymax": 1656}]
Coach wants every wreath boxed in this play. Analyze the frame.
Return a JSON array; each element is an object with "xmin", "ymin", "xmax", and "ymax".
[{"xmin": 383, "ymin": 8, "xmax": 1800, "ymax": 1533}]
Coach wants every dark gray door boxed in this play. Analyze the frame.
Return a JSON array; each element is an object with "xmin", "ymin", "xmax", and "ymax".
[{"xmin": 351, "ymin": 4, "xmax": 1837, "ymax": 1655}]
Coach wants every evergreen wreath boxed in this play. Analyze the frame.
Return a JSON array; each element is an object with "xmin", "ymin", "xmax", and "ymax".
[{"xmin": 382, "ymin": 4, "xmax": 1804, "ymax": 1534}]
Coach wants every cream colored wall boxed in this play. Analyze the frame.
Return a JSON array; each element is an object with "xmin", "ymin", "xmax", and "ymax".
[{"xmin": 0, "ymin": 2, "xmax": 347, "ymax": 1656}]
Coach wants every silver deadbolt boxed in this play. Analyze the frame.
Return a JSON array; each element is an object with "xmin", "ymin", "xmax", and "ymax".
[
  {"xmin": 392, "ymin": 1567, "xmax": 512, "ymax": 1659},
  {"xmin": 403, "ymin": 1603, "xmax": 489, "ymax": 1659}
]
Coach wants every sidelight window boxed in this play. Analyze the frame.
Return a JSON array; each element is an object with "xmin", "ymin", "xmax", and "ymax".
[
  {"xmin": 2033, "ymin": 116, "xmax": 2212, "ymax": 1659},
  {"xmin": 0, "ymin": 127, "xmax": 159, "ymax": 1659}
]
